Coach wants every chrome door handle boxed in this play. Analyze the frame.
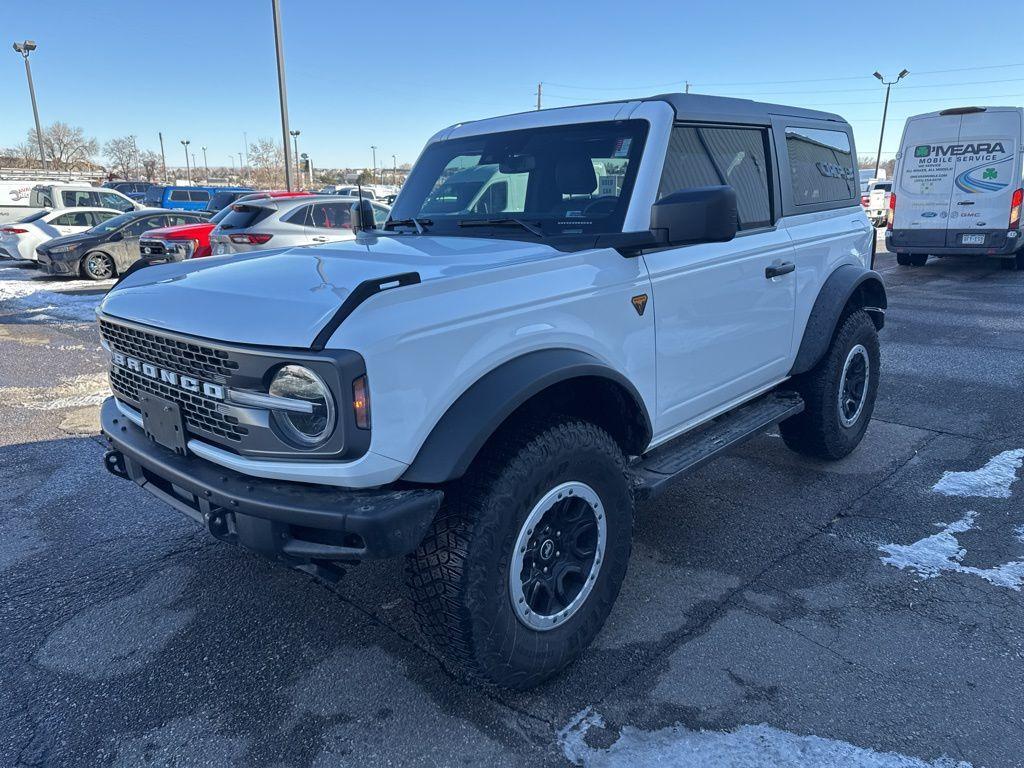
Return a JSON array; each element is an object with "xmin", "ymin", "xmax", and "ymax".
[{"xmin": 765, "ymin": 261, "xmax": 795, "ymax": 279}]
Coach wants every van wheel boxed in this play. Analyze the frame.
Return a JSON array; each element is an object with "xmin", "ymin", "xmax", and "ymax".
[
  {"xmin": 81, "ymin": 252, "xmax": 116, "ymax": 280},
  {"xmin": 895, "ymin": 252, "xmax": 912, "ymax": 266},
  {"xmin": 406, "ymin": 418, "xmax": 633, "ymax": 689},
  {"xmin": 781, "ymin": 310, "xmax": 880, "ymax": 460}
]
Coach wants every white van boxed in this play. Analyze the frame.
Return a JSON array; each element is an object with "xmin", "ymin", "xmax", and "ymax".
[
  {"xmin": 0, "ymin": 182, "xmax": 143, "ymax": 225},
  {"xmin": 887, "ymin": 106, "xmax": 1024, "ymax": 268}
]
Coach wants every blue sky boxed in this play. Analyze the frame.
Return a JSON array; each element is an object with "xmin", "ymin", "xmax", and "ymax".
[{"xmin": 2, "ymin": 0, "xmax": 1022, "ymax": 170}]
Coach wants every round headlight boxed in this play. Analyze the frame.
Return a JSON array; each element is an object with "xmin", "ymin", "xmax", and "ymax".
[{"xmin": 268, "ymin": 365, "xmax": 336, "ymax": 446}]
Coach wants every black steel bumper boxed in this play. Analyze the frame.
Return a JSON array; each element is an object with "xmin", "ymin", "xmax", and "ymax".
[
  {"xmin": 887, "ymin": 228, "xmax": 1022, "ymax": 257},
  {"xmin": 100, "ymin": 397, "xmax": 443, "ymax": 565}
]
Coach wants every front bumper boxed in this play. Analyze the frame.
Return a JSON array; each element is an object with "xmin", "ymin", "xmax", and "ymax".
[
  {"xmin": 887, "ymin": 228, "xmax": 1022, "ymax": 257},
  {"xmin": 100, "ymin": 397, "xmax": 443, "ymax": 564},
  {"xmin": 35, "ymin": 250, "xmax": 78, "ymax": 275}
]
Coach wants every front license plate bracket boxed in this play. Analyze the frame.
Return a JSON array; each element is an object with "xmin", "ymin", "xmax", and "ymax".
[{"xmin": 140, "ymin": 393, "xmax": 188, "ymax": 455}]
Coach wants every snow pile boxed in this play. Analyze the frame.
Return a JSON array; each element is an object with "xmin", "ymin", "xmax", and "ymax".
[
  {"xmin": 558, "ymin": 708, "xmax": 971, "ymax": 767},
  {"xmin": 932, "ymin": 449, "xmax": 1024, "ymax": 498},
  {"xmin": 1, "ymin": 372, "xmax": 110, "ymax": 411},
  {"xmin": 0, "ymin": 264, "xmax": 106, "ymax": 323}
]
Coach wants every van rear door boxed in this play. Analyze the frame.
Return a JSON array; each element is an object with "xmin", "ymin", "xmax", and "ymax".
[
  {"xmin": 894, "ymin": 114, "xmax": 961, "ymax": 242},
  {"xmin": 946, "ymin": 109, "xmax": 1020, "ymax": 247}
]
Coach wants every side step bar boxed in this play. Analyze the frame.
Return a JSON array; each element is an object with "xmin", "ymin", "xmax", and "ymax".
[{"xmin": 630, "ymin": 390, "xmax": 804, "ymax": 501}]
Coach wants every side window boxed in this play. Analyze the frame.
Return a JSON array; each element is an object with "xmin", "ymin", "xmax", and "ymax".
[
  {"xmin": 189, "ymin": 190, "xmax": 210, "ymax": 202},
  {"xmin": 169, "ymin": 190, "xmax": 190, "ymax": 202},
  {"xmin": 53, "ymin": 211, "xmax": 92, "ymax": 227},
  {"xmin": 98, "ymin": 191, "xmax": 133, "ymax": 211},
  {"xmin": 658, "ymin": 125, "xmax": 773, "ymax": 230},
  {"xmin": 784, "ymin": 127, "xmax": 856, "ymax": 206},
  {"xmin": 310, "ymin": 203, "xmax": 352, "ymax": 229},
  {"xmin": 166, "ymin": 215, "xmax": 192, "ymax": 226},
  {"xmin": 371, "ymin": 204, "xmax": 390, "ymax": 226},
  {"xmin": 93, "ymin": 211, "xmax": 120, "ymax": 225},
  {"xmin": 124, "ymin": 217, "xmax": 161, "ymax": 237},
  {"xmin": 50, "ymin": 213, "xmax": 76, "ymax": 226},
  {"xmin": 62, "ymin": 190, "xmax": 98, "ymax": 207},
  {"xmin": 281, "ymin": 205, "xmax": 313, "ymax": 226}
]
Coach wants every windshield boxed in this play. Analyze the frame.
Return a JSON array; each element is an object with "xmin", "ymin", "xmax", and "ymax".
[
  {"xmin": 389, "ymin": 120, "xmax": 648, "ymax": 238},
  {"xmin": 89, "ymin": 212, "xmax": 137, "ymax": 234}
]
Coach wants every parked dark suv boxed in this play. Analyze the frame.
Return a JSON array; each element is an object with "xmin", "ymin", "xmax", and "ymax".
[{"xmin": 36, "ymin": 209, "xmax": 209, "ymax": 280}]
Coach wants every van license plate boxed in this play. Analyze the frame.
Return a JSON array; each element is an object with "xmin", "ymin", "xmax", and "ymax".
[{"xmin": 962, "ymin": 234, "xmax": 985, "ymax": 245}]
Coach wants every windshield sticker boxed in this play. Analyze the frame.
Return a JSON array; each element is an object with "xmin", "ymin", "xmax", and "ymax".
[{"xmin": 613, "ymin": 138, "xmax": 632, "ymax": 158}]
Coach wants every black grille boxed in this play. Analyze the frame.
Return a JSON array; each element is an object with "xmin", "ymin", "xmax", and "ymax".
[
  {"xmin": 110, "ymin": 366, "xmax": 248, "ymax": 443},
  {"xmin": 99, "ymin": 319, "xmax": 239, "ymax": 381},
  {"xmin": 139, "ymin": 239, "xmax": 167, "ymax": 256}
]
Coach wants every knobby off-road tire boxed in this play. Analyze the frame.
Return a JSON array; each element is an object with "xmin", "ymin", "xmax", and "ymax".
[
  {"xmin": 406, "ymin": 418, "xmax": 633, "ymax": 689},
  {"xmin": 781, "ymin": 309, "xmax": 880, "ymax": 460}
]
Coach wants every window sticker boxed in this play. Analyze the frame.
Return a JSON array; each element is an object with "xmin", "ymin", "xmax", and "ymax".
[{"xmin": 613, "ymin": 137, "xmax": 632, "ymax": 158}]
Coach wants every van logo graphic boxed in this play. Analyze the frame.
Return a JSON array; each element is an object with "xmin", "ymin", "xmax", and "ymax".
[
  {"xmin": 914, "ymin": 145, "xmax": 931, "ymax": 158},
  {"xmin": 982, "ymin": 168, "xmax": 998, "ymax": 180},
  {"xmin": 631, "ymin": 294, "xmax": 648, "ymax": 316},
  {"xmin": 955, "ymin": 157, "xmax": 1012, "ymax": 194}
]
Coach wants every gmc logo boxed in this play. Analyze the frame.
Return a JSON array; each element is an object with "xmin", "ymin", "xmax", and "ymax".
[{"xmin": 112, "ymin": 351, "xmax": 225, "ymax": 400}]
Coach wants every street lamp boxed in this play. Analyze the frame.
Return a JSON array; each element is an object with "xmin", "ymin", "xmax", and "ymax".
[
  {"xmin": 271, "ymin": 0, "xmax": 294, "ymax": 190},
  {"xmin": 289, "ymin": 130, "xmax": 301, "ymax": 188},
  {"xmin": 12, "ymin": 40, "xmax": 46, "ymax": 171},
  {"xmin": 202, "ymin": 145, "xmax": 209, "ymax": 180},
  {"xmin": 370, "ymin": 145, "xmax": 378, "ymax": 185},
  {"xmin": 392, "ymin": 154, "xmax": 397, "ymax": 186},
  {"xmin": 181, "ymin": 139, "xmax": 191, "ymax": 183},
  {"xmin": 237, "ymin": 152, "xmax": 244, "ymax": 181},
  {"xmin": 872, "ymin": 69, "xmax": 909, "ymax": 179}
]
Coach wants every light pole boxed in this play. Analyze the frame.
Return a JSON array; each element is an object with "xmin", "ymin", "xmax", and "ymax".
[
  {"xmin": 202, "ymin": 145, "xmax": 209, "ymax": 180},
  {"xmin": 271, "ymin": 0, "xmax": 294, "ymax": 191},
  {"xmin": 370, "ymin": 145, "xmax": 378, "ymax": 185},
  {"xmin": 289, "ymin": 130, "xmax": 301, "ymax": 188},
  {"xmin": 12, "ymin": 41, "xmax": 46, "ymax": 171},
  {"xmin": 392, "ymin": 154, "xmax": 397, "ymax": 186},
  {"xmin": 181, "ymin": 139, "xmax": 191, "ymax": 183},
  {"xmin": 237, "ymin": 152, "xmax": 244, "ymax": 182},
  {"xmin": 158, "ymin": 132, "xmax": 167, "ymax": 183},
  {"xmin": 872, "ymin": 69, "xmax": 909, "ymax": 180},
  {"xmin": 130, "ymin": 135, "xmax": 140, "ymax": 179}
]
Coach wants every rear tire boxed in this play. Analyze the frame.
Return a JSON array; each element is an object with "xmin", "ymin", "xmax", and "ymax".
[
  {"xmin": 781, "ymin": 310, "xmax": 880, "ymax": 460},
  {"xmin": 80, "ymin": 252, "xmax": 116, "ymax": 280},
  {"xmin": 406, "ymin": 418, "xmax": 633, "ymax": 689},
  {"xmin": 895, "ymin": 252, "xmax": 912, "ymax": 266}
]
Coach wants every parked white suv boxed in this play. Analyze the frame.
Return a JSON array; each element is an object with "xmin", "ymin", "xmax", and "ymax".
[
  {"xmin": 208, "ymin": 194, "xmax": 390, "ymax": 254},
  {"xmin": 97, "ymin": 94, "xmax": 883, "ymax": 689}
]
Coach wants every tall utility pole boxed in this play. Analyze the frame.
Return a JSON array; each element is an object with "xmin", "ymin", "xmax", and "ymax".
[
  {"xmin": 370, "ymin": 145, "xmax": 378, "ymax": 184},
  {"xmin": 392, "ymin": 154, "xmax": 397, "ymax": 186},
  {"xmin": 271, "ymin": 0, "xmax": 294, "ymax": 191},
  {"xmin": 237, "ymin": 152, "xmax": 244, "ymax": 181},
  {"xmin": 872, "ymin": 69, "xmax": 909, "ymax": 179},
  {"xmin": 536, "ymin": 82, "xmax": 542, "ymax": 110},
  {"xmin": 158, "ymin": 132, "xmax": 167, "ymax": 183},
  {"xmin": 181, "ymin": 139, "xmax": 191, "ymax": 183},
  {"xmin": 12, "ymin": 41, "xmax": 46, "ymax": 171},
  {"xmin": 130, "ymin": 135, "xmax": 140, "ymax": 179},
  {"xmin": 685, "ymin": 81, "xmax": 691, "ymax": 94},
  {"xmin": 289, "ymin": 130, "xmax": 301, "ymax": 187},
  {"xmin": 201, "ymin": 145, "xmax": 209, "ymax": 180}
]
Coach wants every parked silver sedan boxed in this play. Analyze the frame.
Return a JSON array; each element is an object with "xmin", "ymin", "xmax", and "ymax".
[{"xmin": 208, "ymin": 195, "xmax": 390, "ymax": 255}]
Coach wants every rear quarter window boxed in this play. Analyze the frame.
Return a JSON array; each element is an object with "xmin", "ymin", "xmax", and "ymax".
[
  {"xmin": 785, "ymin": 127, "xmax": 857, "ymax": 206},
  {"xmin": 217, "ymin": 205, "xmax": 274, "ymax": 229}
]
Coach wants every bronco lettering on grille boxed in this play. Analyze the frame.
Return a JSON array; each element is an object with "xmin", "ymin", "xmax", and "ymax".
[{"xmin": 111, "ymin": 351, "xmax": 225, "ymax": 400}]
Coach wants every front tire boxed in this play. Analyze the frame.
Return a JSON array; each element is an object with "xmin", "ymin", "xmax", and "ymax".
[
  {"xmin": 80, "ymin": 252, "xmax": 116, "ymax": 280},
  {"xmin": 406, "ymin": 418, "xmax": 633, "ymax": 689},
  {"xmin": 781, "ymin": 310, "xmax": 880, "ymax": 460}
]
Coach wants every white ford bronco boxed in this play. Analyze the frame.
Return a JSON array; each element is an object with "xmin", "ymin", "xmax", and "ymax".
[{"xmin": 98, "ymin": 94, "xmax": 884, "ymax": 688}]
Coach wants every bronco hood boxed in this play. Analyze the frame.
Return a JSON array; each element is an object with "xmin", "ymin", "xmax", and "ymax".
[{"xmin": 98, "ymin": 234, "xmax": 559, "ymax": 347}]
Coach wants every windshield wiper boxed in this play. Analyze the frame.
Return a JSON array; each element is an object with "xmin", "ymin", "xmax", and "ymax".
[
  {"xmin": 385, "ymin": 217, "xmax": 432, "ymax": 234},
  {"xmin": 457, "ymin": 218, "xmax": 545, "ymax": 237}
]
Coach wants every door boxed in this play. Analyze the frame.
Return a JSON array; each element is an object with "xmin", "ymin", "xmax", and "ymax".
[
  {"xmin": 947, "ymin": 109, "xmax": 1021, "ymax": 247},
  {"xmin": 644, "ymin": 124, "xmax": 796, "ymax": 435},
  {"xmin": 114, "ymin": 215, "xmax": 167, "ymax": 269},
  {"xmin": 306, "ymin": 201, "xmax": 357, "ymax": 244},
  {"xmin": 49, "ymin": 210, "xmax": 94, "ymax": 236}
]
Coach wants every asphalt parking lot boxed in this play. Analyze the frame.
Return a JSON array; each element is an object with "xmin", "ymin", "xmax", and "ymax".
[{"xmin": 2, "ymin": 238, "xmax": 1024, "ymax": 768}]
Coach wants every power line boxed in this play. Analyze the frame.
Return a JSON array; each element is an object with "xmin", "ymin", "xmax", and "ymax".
[{"xmin": 687, "ymin": 76, "xmax": 1024, "ymax": 98}]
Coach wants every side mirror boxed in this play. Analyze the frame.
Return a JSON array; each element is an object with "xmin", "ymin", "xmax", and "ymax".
[
  {"xmin": 109, "ymin": 231, "xmax": 124, "ymax": 242},
  {"xmin": 651, "ymin": 185, "xmax": 738, "ymax": 246},
  {"xmin": 350, "ymin": 198, "xmax": 377, "ymax": 233}
]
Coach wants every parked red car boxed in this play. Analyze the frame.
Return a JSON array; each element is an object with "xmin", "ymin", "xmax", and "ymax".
[{"xmin": 138, "ymin": 190, "xmax": 315, "ymax": 263}]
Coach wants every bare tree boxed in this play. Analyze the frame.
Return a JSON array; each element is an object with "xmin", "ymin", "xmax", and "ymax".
[
  {"xmin": 27, "ymin": 122, "xmax": 99, "ymax": 171},
  {"xmin": 2, "ymin": 142, "xmax": 39, "ymax": 168},
  {"xmin": 139, "ymin": 149, "xmax": 162, "ymax": 182},
  {"xmin": 248, "ymin": 138, "xmax": 284, "ymax": 188},
  {"xmin": 104, "ymin": 135, "xmax": 138, "ymax": 179}
]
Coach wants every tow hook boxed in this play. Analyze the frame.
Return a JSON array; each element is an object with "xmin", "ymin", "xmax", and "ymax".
[{"xmin": 104, "ymin": 449, "xmax": 129, "ymax": 481}]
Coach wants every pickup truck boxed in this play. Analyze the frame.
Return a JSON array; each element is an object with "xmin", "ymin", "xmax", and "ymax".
[
  {"xmin": 98, "ymin": 93, "xmax": 884, "ymax": 688},
  {"xmin": 0, "ymin": 183, "xmax": 144, "ymax": 225}
]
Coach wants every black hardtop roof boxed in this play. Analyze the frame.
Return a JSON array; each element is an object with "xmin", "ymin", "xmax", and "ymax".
[{"xmin": 647, "ymin": 93, "xmax": 847, "ymax": 125}]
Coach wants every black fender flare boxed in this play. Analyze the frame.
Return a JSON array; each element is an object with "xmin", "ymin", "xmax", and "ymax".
[
  {"xmin": 402, "ymin": 348, "xmax": 652, "ymax": 484},
  {"xmin": 790, "ymin": 264, "xmax": 887, "ymax": 376}
]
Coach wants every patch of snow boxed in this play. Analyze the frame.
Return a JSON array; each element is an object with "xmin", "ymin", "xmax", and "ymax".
[
  {"xmin": 558, "ymin": 708, "xmax": 970, "ymax": 767},
  {"xmin": 0, "ymin": 263, "xmax": 107, "ymax": 323},
  {"xmin": 932, "ymin": 449, "xmax": 1024, "ymax": 498},
  {"xmin": 1, "ymin": 373, "xmax": 110, "ymax": 412},
  {"xmin": 879, "ymin": 511, "xmax": 1024, "ymax": 590}
]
